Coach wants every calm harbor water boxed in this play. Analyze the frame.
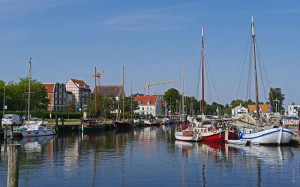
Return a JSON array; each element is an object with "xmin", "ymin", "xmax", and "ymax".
[{"xmin": 0, "ymin": 125, "xmax": 300, "ymax": 187}]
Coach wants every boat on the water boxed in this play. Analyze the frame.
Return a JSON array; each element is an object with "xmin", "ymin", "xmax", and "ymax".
[
  {"xmin": 115, "ymin": 66, "xmax": 134, "ymax": 131},
  {"xmin": 175, "ymin": 130, "xmax": 200, "ymax": 142},
  {"xmin": 194, "ymin": 125, "xmax": 236, "ymax": 142},
  {"xmin": 115, "ymin": 119, "xmax": 134, "ymax": 130},
  {"xmin": 79, "ymin": 117, "xmax": 106, "ymax": 132},
  {"xmin": 22, "ymin": 125, "xmax": 56, "ymax": 137},
  {"xmin": 233, "ymin": 17, "xmax": 293, "ymax": 145},
  {"xmin": 238, "ymin": 126, "xmax": 293, "ymax": 145},
  {"xmin": 162, "ymin": 117, "xmax": 169, "ymax": 125}
]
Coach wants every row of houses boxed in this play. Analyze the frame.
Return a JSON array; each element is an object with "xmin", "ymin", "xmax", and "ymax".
[
  {"xmin": 232, "ymin": 103, "xmax": 300, "ymax": 118},
  {"xmin": 231, "ymin": 104, "xmax": 271, "ymax": 118},
  {"xmin": 43, "ymin": 79, "xmax": 166, "ymax": 116}
]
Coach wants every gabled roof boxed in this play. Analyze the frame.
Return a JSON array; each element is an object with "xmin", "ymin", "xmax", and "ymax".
[
  {"xmin": 94, "ymin": 85, "xmax": 124, "ymax": 97},
  {"xmin": 248, "ymin": 104, "xmax": 271, "ymax": 113},
  {"xmin": 43, "ymin": 83, "xmax": 55, "ymax": 93},
  {"xmin": 68, "ymin": 78, "xmax": 90, "ymax": 91},
  {"xmin": 135, "ymin": 95, "xmax": 158, "ymax": 106},
  {"xmin": 71, "ymin": 79, "xmax": 89, "ymax": 87}
]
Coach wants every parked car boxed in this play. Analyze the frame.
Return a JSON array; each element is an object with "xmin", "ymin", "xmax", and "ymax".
[{"xmin": 1, "ymin": 114, "xmax": 23, "ymax": 126}]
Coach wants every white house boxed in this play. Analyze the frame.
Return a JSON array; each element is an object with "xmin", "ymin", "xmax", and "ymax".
[
  {"xmin": 65, "ymin": 79, "xmax": 91, "ymax": 112},
  {"xmin": 134, "ymin": 95, "xmax": 165, "ymax": 117},
  {"xmin": 231, "ymin": 104, "xmax": 248, "ymax": 117},
  {"xmin": 287, "ymin": 105, "xmax": 300, "ymax": 117}
]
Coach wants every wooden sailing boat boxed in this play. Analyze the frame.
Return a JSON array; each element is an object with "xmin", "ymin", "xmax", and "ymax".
[
  {"xmin": 114, "ymin": 66, "xmax": 134, "ymax": 130},
  {"xmin": 237, "ymin": 17, "xmax": 293, "ymax": 145},
  {"xmin": 175, "ymin": 62, "xmax": 200, "ymax": 142},
  {"xmin": 80, "ymin": 67, "xmax": 106, "ymax": 132},
  {"xmin": 193, "ymin": 26, "xmax": 235, "ymax": 142}
]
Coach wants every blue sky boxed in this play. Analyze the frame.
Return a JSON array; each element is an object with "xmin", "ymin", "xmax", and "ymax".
[{"xmin": 0, "ymin": 0, "xmax": 299, "ymax": 108}]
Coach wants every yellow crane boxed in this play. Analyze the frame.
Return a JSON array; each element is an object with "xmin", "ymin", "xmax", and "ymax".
[
  {"xmin": 145, "ymin": 80, "xmax": 176, "ymax": 95},
  {"xmin": 91, "ymin": 68, "xmax": 104, "ymax": 114}
]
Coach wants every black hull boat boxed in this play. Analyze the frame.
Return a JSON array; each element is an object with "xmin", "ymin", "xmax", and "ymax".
[{"xmin": 114, "ymin": 120, "xmax": 134, "ymax": 130}]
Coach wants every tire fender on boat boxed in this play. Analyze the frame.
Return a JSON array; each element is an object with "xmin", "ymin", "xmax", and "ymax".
[{"xmin": 212, "ymin": 128, "xmax": 217, "ymax": 133}]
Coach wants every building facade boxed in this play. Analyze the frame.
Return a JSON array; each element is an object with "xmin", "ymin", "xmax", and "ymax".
[
  {"xmin": 44, "ymin": 83, "xmax": 67, "ymax": 111},
  {"xmin": 231, "ymin": 104, "xmax": 248, "ymax": 117},
  {"xmin": 134, "ymin": 95, "xmax": 165, "ymax": 116},
  {"xmin": 248, "ymin": 104, "xmax": 271, "ymax": 118},
  {"xmin": 65, "ymin": 79, "xmax": 91, "ymax": 112},
  {"xmin": 287, "ymin": 105, "xmax": 300, "ymax": 117}
]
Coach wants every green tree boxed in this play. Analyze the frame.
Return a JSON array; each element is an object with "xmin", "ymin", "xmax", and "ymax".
[
  {"xmin": 164, "ymin": 88, "xmax": 180, "ymax": 115},
  {"xmin": 231, "ymin": 99, "xmax": 245, "ymax": 108},
  {"xmin": 268, "ymin": 88, "xmax": 285, "ymax": 112},
  {"xmin": 67, "ymin": 101, "xmax": 76, "ymax": 112},
  {"xmin": 185, "ymin": 96, "xmax": 200, "ymax": 116},
  {"xmin": 0, "ymin": 78, "xmax": 49, "ymax": 111},
  {"xmin": 224, "ymin": 104, "xmax": 232, "ymax": 115},
  {"xmin": 204, "ymin": 102, "xmax": 224, "ymax": 115},
  {"xmin": 18, "ymin": 78, "xmax": 49, "ymax": 111}
]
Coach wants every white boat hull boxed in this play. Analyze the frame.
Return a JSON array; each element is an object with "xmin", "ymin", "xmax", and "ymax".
[
  {"xmin": 175, "ymin": 132, "xmax": 199, "ymax": 142},
  {"xmin": 22, "ymin": 129, "xmax": 56, "ymax": 137},
  {"xmin": 239, "ymin": 127, "xmax": 293, "ymax": 145}
]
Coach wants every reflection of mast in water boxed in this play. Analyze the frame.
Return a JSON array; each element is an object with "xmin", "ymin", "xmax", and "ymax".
[
  {"xmin": 202, "ymin": 147, "xmax": 206, "ymax": 187},
  {"xmin": 121, "ymin": 134, "xmax": 125, "ymax": 186},
  {"xmin": 92, "ymin": 146, "xmax": 99, "ymax": 187},
  {"xmin": 115, "ymin": 133, "xmax": 125, "ymax": 186},
  {"xmin": 257, "ymin": 159, "xmax": 261, "ymax": 187},
  {"xmin": 182, "ymin": 153, "xmax": 185, "ymax": 187}
]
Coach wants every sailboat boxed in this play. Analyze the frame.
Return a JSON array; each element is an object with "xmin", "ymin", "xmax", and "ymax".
[
  {"xmin": 191, "ymin": 26, "xmax": 235, "ymax": 142},
  {"xmin": 237, "ymin": 17, "xmax": 293, "ymax": 145},
  {"xmin": 175, "ymin": 62, "xmax": 200, "ymax": 142},
  {"xmin": 114, "ymin": 66, "xmax": 134, "ymax": 130},
  {"xmin": 22, "ymin": 58, "xmax": 56, "ymax": 137},
  {"xmin": 79, "ymin": 67, "xmax": 106, "ymax": 132}
]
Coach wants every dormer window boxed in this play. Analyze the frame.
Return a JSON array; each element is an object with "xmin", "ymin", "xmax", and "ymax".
[
  {"xmin": 147, "ymin": 101, "xmax": 150, "ymax": 105},
  {"xmin": 138, "ymin": 100, "xmax": 141, "ymax": 104}
]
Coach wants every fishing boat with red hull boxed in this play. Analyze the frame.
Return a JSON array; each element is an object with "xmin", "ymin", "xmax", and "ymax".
[{"xmin": 200, "ymin": 130, "xmax": 235, "ymax": 142}]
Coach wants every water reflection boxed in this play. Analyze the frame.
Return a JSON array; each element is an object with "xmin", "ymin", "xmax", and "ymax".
[
  {"xmin": 22, "ymin": 135, "xmax": 55, "ymax": 152},
  {"xmin": 0, "ymin": 126, "xmax": 299, "ymax": 186}
]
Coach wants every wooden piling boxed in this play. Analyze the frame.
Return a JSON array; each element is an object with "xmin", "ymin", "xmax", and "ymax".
[
  {"xmin": 61, "ymin": 117, "xmax": 64, "ymax": 133},
  {"xmin": 225, "ymin": 129, "xmax": 229, "ymax": 141},
  {"xmin": 55, "ymin": 115, "xmax": 58, "ymax": 133},
  {"xmin": 7, "ymin": 144, "xmax": 21, "ymax": 187},
  {"xmin": 9, "ymin": 125, "xmax": 13, "ymax": 140},
  {"xmin": 4, "ymin": 125, "xmax": 7, "ymax": 140}
]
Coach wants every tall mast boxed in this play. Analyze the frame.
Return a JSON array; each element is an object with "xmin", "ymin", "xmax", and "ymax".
[
  {"xmin": 131, "ymin": 84, "xmax": 133, "ymax": 120},
  {"xmin": 201, "ymin": 26, "xmax": 205, "ymax": 115},
  {"xmin": 122, "ymin": 66, "xmax": 125, "ymax": 121},
  {"xmin": 28, "ymin": 58, "xmax": 32, "ymax": 121},
  {"xmin": 181, "ymin": 61, "xmax": 184, "ymax": 115},
  {"xmin": 94, "ymin": 67, "xmax": 97, "ymax": 115},
  {"xmin": 251, "ymin": 16, "xmax": 260, "ymax": 120}
]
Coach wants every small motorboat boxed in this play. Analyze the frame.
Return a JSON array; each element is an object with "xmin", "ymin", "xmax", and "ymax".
[
  {"xmin": 22, "ymin": 125, "xmax": 56, "ymax": 137},
  {"xmin": 175, "ymin": 131, "xmax": 199, "ymax": 142}
]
